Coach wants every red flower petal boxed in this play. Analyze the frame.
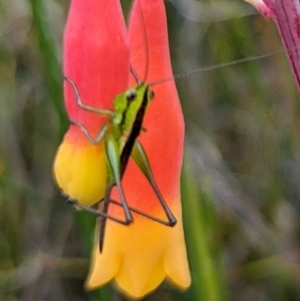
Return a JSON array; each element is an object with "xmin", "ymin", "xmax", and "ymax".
[{"xmin": 63, "ymin": 0, "xmax": 129, "ymax": 138}]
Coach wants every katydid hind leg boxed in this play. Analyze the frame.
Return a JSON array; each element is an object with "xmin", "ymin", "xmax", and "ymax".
[
  {"xmin": 66, "ymin": 193, "xmax": 174, "ymax": 226},
  {"xmin": 64, "ymin": 194, "xmax": 130, "ymax": 224},
  {"xmin": 105, "ymin": 134, "xmax": 133, "ymax": 224},
  {"xmin": 131, "ymin": 140, "xmax": 177, "ymax": 226},
  {"xmin": 106, "ymin": 198, "xmax": 177, "ymax": 226},
  {"xmin": 64, "ymin": 190, "xmax": 129, "ymax": 253},
  {"xmin": 99, "ymin": 185, "xmax": 112, "ymax": 253}
]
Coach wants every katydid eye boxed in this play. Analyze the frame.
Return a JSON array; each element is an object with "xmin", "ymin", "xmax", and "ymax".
[{"xmin": 125, "ymin": 90, "xmax": 137, "ymax": 101}]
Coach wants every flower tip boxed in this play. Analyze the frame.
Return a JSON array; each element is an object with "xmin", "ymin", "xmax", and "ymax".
[
  {"xmin": 85, "ymin": 219, "xmax": 191, "ymax": 299},
  {"xmin": 164, "ymin": 233, "xmax": 191, "ymax": 290},
  {"xmin": 167, "ymin": 275, "xmax": 191, "ymax": 292},
  {"xmin": 113, "ymin": 265, "xmax": 191, "ymax": 300},
  {"xmin": 244, "ymin": 0, "xmax": 276, "ymax": 19},
  {"xmin": 113, "ymin": 283, "xmax": 154, "ymax": 300},
  {"xmin": 167, "ymin": 263, "xmax": 192, "ymax": 290},
  {"xmin": 84, "ymin": 263, "xmax": 117, "ymax": 292}
]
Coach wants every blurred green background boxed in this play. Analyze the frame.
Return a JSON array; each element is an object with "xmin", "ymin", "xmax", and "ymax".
[{"xmin": 0, "ymin": 0, "xmax": 299, "ymax": 300}]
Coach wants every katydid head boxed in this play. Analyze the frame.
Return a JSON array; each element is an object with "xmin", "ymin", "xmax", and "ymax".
[
  {"xmin": 125, "ymin": 85, "xmax": 154, "ymax": 103},
  {"xmin": 112, "ymin": 83, "xmax": 153, "ymax": 127}
]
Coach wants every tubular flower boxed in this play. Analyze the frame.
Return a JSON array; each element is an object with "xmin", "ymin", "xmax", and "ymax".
[
  {"xmin": 244, "ymin": 0, "xmax": 300, "ymax": 92},
  {"xmin": 243, "ymin": 0, "xmax": 276, "ymax": 18},
  {"xmin": 53, "ymin": 0, "xmax": 129, "ymax": 206},
  {"xmin": 86, "ymin": 0, "xmax": 191, "ymax": 298}
]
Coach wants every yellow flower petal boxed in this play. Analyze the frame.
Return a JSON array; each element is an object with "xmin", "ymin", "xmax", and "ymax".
[
  {"xmin": 53, "ymin": 133, "xmax": 107, "ymax": 206},
  {"xmin": 86, "ymin": 202, "xmax": 191, "ymax": 299}
]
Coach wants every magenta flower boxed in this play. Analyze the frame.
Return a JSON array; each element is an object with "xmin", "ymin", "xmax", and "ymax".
[{"xmin": 244, "ymin": 0, "xmax": 300, "ymax": 92}]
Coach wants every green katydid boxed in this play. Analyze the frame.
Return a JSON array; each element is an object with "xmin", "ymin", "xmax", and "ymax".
[{"xmin": 63, "ymin": 70, "xmax": 176, "ymax": 252}]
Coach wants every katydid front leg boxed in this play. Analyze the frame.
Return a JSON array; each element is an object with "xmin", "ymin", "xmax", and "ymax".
[
  {"xmin": 64, "ymin": 75, "xmax": 113, "ymax": 116},
  {"xmin": 65, "ymin": 75, "xmax": 112, "ymax": 144},
  {"xmin": 70, "ymin": 120, "xmax": 109, "ymax": 145}
]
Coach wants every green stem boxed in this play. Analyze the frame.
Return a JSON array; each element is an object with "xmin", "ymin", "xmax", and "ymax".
[
  {"xmin": 181, "ymin": 156, "xmax": 224, "ymax": 301},
  {"xmin": 28, "ymin": 0, "xmax": 67, "ymax": 135}
]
